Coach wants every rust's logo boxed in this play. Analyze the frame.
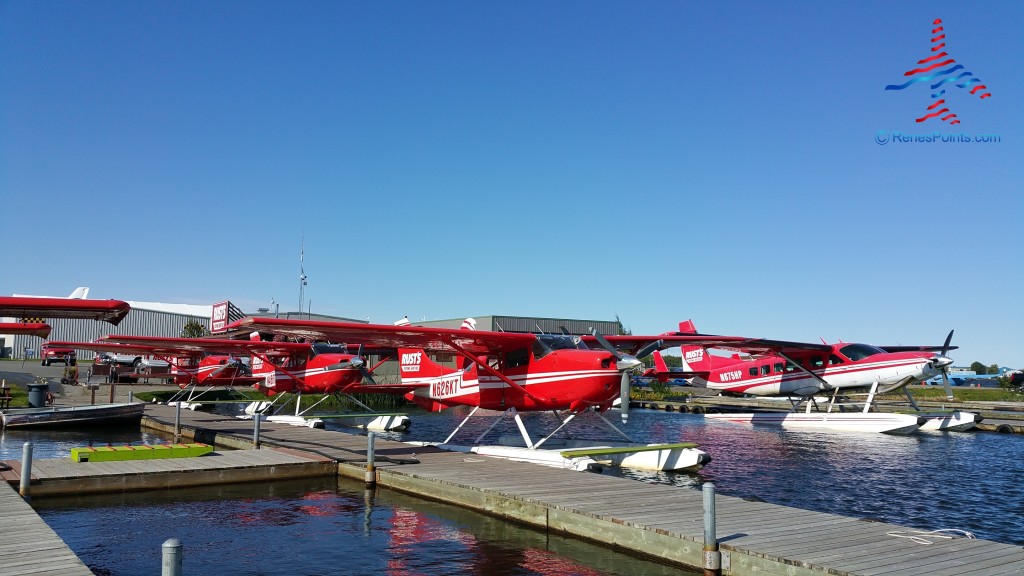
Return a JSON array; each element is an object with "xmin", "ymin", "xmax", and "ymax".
[{"xmin": 885, "ymin": 19, "xmax": 991, "ymax": 125}]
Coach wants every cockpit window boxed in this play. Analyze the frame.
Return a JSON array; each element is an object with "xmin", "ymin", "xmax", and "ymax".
[
  {"xmin": 505, "ymin": 348, "xmax": 530, "ymax": 368},
  {"xmin": 839, "ymin": 343, "xmax": 886, "ymax": 361},
  {"xmin": 533, "ymin": 334, "xmax": 589, "ymax": 360},
  {"xmin": 312, "ymin": 342, "xmax": 346, "ymax": 355}
]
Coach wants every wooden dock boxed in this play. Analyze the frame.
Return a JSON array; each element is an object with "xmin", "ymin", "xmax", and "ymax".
[
  {"xmin": 0, "ymin": 482, "xmax": 92, "ymax": 576},
  {"xmin": 135, "ymin": 404, "xmax": 1024, "ymax": 575}
]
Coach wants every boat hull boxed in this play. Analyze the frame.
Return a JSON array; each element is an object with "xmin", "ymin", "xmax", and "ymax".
[
  {"xmin": 704, "ymin": 411, "xmax": 924, "ymax": 434},
  {"xmin": 1, "ymin": 403, "xmax": 145, "ymax": 429}
]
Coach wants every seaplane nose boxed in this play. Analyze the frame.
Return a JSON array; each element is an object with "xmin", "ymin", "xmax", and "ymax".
[{"xmin": 616, "ymin": 355, "xmax": 641, "ymax": 371}]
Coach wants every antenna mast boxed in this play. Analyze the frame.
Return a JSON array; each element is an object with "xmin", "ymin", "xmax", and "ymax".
[{"xmin": 298, "ymin": 236, "xmax": 308, "ymax": 317}]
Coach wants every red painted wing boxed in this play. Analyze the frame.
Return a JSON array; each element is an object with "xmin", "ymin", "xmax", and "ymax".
[
  {"xmin": 587, "ymin": 333, "xmax": 833, "ymax": 359},
  {"xmin": 0, "ymin": 297, "xmax": 131, "ymax": 325},
  {"xmin": 228, "ymin": 317, "xmax": 537, "ymax": 355},
  {"xmin": 0, "ymin": 322, "xmax": 51, "ymax": 338},
  {"xmin": 46, "ymin": 340, "xmax": 166, "ymax": 356},
  {"xmin": 102, "ymin": 335, "xmax": 314, "ymax": 357}
]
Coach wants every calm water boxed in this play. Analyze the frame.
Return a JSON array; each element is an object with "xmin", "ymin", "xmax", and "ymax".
[
  {"xmin": 33, "ymin": 478, "xmax": 692, "ymax": 576},
  {"xmin": 7, "ymin": 406, "xmax": 1023, "ymax": 575}
]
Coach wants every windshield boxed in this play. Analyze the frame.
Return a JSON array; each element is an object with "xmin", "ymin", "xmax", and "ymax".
[
  {"xmin": 532, "ymin": 334, "xmax": 589, "ymax": 361},
  {"xmin": 839, "ymin": 343, "xmax": 887, "ymax": 361},
  {"xmin": 537, "ymin": 334, "xmax": 589, "ymax": 351},
  {"xmin": 312, "ymin": 342, "xmax": 346, "ymax": 355}
]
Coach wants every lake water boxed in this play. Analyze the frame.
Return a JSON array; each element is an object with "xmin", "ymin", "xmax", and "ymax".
[
  {"xmin": 32, "ymin": 477, "xmax": 692, "ymax": 576},
  {"xmin": 6, "ymin": 406, "xmax": 1023, "ymax": 575}
]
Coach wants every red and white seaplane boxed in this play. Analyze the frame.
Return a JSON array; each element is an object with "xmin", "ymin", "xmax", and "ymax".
[
  {"xmin": 624, "ymin": 321, "xmax": 976, "ymax": 433},
  {"xmin": 224, "ymin": 316, "xmax": 737, "ymax": 473},
  {"xmin": 54, "ymin": 335, "xmax": 412, "ymax": 431}
]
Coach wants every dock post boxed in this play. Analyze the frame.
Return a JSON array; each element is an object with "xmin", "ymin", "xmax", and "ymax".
[
  {"xmin": 174, "ymin": 401, "xmax": 182, "ymax": 442},
  {"xmin": 365, "ymin": 432, "xmax": 376, "ymax": 486},
  {"xmin": 703, "ymin": 482, "xmax": 720, "ymax": 576},
  {"xmin": 109, "ymin": 381, "xmax": 116, "ymax": 403},
  {"xmin": 90, "ymin": 384, "xmax": 97, "ymax": 405},
  {"xmin": 128, "ymin": 390, "xmax": 134, "ymax": 404},
  {"xmin": 161, "ymin": 538, "xmax": 182, "ymax": 576},
  {"xmin": 253, "ymin": 413, "xmax": 261, "ymax": 449},
  {"xmin": 19, "ymin": 442, "xmax": 33, "ymax": 500}
]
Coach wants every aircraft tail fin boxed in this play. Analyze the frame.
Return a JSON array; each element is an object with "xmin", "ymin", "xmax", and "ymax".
[
  {"xmin": 677, "ymin": 319, "xmax": 697, "ymax": 334},
  {"xmin": 398, "ymin": 348, "xmax": 452, "ymax": 379},
  {"xmin": 653, "ymin": 349, "xmax": 669, "ymax": 373},
  {"xmin": 680, "ymin": 345, "xmax": 712, "ymax": 372},
  {"xmin": 68, "ymin": 287, "xmax": 89, "ymax": 299}
]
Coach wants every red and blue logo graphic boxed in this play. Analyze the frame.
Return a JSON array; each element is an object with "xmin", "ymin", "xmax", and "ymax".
[{"xmin": 885, "ymin": 19, "xmax": 991, "ymax": 125}]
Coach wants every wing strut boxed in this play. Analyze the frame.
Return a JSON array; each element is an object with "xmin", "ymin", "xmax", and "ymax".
[
  {"xmin": 444, "ymin": 338, "xmax": 540, "ymax": 402},
  {"xmin": 775, "ymin": 350, "xmax": 832, "ymax": 390}
]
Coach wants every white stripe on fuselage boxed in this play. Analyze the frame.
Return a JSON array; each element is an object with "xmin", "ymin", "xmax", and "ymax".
[{"xmin": 401, "ymin": 369, "xmax": 619, "ymax": 399}]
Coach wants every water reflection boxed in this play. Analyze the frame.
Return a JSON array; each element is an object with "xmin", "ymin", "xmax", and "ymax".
[
  {"xmin": 36, "ymin": 477, "xmax": 695, "ymax": 576},
  {"xmin": 0, "ymin": 424, "xmax": 172, "ymax": 460}
]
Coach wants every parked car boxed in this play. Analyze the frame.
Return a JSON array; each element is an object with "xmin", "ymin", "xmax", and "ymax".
[
  {"xmin": 41, "ymin": 343, "xmax": 76, "ymax": 366},
  {"xmin": 96, "ymin": 353, "xmax": 169, "ymax": 371}
]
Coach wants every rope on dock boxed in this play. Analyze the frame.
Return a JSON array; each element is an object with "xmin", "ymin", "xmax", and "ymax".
[{"xmin": 886, "ymin": 528, "xmax": 976, "ymax": 545}]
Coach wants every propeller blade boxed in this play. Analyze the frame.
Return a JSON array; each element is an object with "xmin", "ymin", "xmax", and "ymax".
[
  {"xmin": 358, "ymin": 364, "xmax": 377, "ymax": 385},
  {"xmin": 620, "ymin": 371, "xmax": 631, "ymax": 424},
  {"xmin": 634, "ymin": 339, "xmax": 664, "ymax": 360},
  {"xmin": 589, "ymin": 328, "xmax": 622, "ymax": 360},
  {"xmin": 941, "ymin": 330, "xmax": 954, "ymax": 356},
  {"xmin": 941, "ymin": 369, "xmax": 954, "ymax": 401}
]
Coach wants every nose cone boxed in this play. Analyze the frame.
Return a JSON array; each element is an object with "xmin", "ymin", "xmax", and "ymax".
[
  {"xmin": 932, "ymin": 355, "xmax": 954, "ymax": 369},
  {"xmin": 616, "ymin": 355, "xmax": 641, "ymax": 371}
]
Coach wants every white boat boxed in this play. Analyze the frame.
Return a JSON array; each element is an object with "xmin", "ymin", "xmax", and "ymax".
[
  {"xmin": 704, "ymin": 411, "xmax": 925, "ymax": 434},
  {"xmin": 918, "ymin": 410, "xmax": 981, "ymax": 432}
]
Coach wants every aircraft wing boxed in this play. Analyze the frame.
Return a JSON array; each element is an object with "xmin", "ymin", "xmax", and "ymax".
[
  {"xmin": 705, "ymin": 337, "xmax": 834, "ymax": 355},
  {"xmin": 102, "ymin": 335, "xmax": 315, "ymax": 357},
  {"xmin": 584, "ymin": 334, "xmax": 756, "ymax": 357},
  {"xmin": 228, "ymin": 317, "xmax": 538, "ymax": 355},
  {"xmin": 878, "ymin": 344, "xmax": 959, "ymax": 353},
  {"xmin": 0, "ymin": 322, "xmax": 52, "ymax": 338},
  {"xmin": 587, "ymin": 333, "xmax": 835, "ymax": 360},
  {"xmin": 46, "ymin": 340, "xmax": 166, "ymax": 356},
  {"xmin": 0, "ymin": 296, "xmax": 131, "ymax": 325}
]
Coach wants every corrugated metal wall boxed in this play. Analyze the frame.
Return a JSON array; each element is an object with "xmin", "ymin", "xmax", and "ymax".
[
  {"xmin": 418, "ymin": 316, "xmax": 621, "ymax": 336},
  {"xmin": 4, "ymin": 310, "xmax": 209, "ymax": 360}
]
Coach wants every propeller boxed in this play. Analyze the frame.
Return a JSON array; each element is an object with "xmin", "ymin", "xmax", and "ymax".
[
  {"xmin": 326, "ymin": 344, "xmax": 377, "ymax": 385},
  {"xmin": 209, "ymin": 357, "xmax": 250, "ymax": 379},
  {"xmin": 938, "ymin": 330, "xmax": 955, "ymax": 401},
  {"xmin": 590, "ymin": 328, "xmax": 641, "ymax": 423},
  {"xmin": 634, "ymin": 339, "xmax": 664, "ymax": 361}
]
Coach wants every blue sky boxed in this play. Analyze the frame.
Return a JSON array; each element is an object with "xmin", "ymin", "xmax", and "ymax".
[{"xmin": 2, "ymin": 1, "xmax": 1021, "ymax": 367}]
